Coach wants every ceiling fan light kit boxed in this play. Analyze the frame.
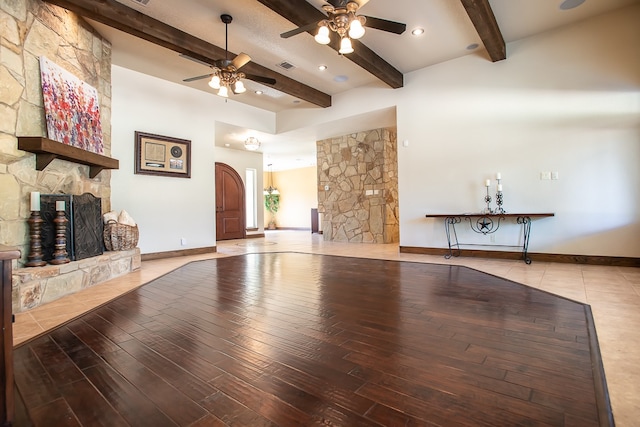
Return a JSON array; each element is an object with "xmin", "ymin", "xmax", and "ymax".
[
  {"xmin": 339, "ymin": 37, "xmax": 354, "ymax": 54},
  {"xmin": 208, "ymin": 75, "xmax": 221, "ymax": 89},
  {"xmin": 347, "ymin": 16, "xmax": 366, "ymax": 39},
  {"xmin": 317, "ymin": 1, "xmax": 366, "ymax": 53},
  {"xmin": 314, "ymin": 25, "xmax": 331, "ymax": 44},
  {"xmin": 207, "ymin": 67, "xmax": 246, "ymax": 96},
  {"xmin": 281, "ymin": 0, "xmax": 405, "ymax": 55},
  {"xmin": 182, "ymin": 14, "xmax": 275, "ymax": 97}
]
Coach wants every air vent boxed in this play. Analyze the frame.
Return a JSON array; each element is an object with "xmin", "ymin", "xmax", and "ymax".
[
  {"xmin": 129, "ymin": 0, "xmax": 150, "ymax": 6},
  {"xmin": 277, "ymin": 61, "xmax": 296, "ymax": 71}
]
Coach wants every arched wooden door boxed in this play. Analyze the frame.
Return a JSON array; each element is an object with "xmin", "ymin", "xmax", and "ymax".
[{"xmin": 215, "ymin": 162, "xmax": 246, "ymax": 241}]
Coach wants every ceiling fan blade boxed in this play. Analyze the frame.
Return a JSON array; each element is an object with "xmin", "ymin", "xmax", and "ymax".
[
  {"xmin": 362, "ymin": 16, "xmax": 406, "ymax": 34},
  {"xmin": 326, "ymin": 0, "xmax": 348, "ymax": 7},
  {"xmin": 245, "ymin": 74, "xmax": 276, "ymax": 85},
  {"xmin": 183, "ymin": 73, "xmax": 213, "ymax": 82},
  {"xmin": 232, "ymin": 53, "xmax": 251, "ymax": 70},
  {"xmin": 327, "ymin": 0, "xmax": 369, "ymax": 8},
  {"xmin": 281, "ymin": 21, "xmax": 320, "ymax": 38},
  {"xmin": 179, "ymin": 53, "xmax": 213, "ymax": 67}
]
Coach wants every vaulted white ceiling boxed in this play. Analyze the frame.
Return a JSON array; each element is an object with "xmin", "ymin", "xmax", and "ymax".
[{"xmin": 80, "ymin": 0, "xmax": 639, "ymax": 168}]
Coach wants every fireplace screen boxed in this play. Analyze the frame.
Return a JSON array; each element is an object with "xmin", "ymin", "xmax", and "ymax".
[{"xmin": 40, "ymin": 193, "xmax": 104, "ymax": 261}]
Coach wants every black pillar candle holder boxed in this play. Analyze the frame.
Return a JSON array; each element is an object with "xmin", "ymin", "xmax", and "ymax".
[
  {"xmin": 49, "ymin": 209, "xmax": 70, "ymax": 265},
  {"xmin": 26, "ymin": 211, "xmax": 47, "ymax": 267}
]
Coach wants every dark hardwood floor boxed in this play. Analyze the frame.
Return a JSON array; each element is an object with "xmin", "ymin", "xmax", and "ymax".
[{"xmin": 13, "ymin": 253, "xmax": 613, "ymax": 426}]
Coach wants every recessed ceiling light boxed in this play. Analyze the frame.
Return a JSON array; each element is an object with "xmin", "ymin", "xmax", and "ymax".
[
  {"xmin": 318, "ymin": 65, "xmax": 327, "ymax": 71},
  {"xmin": 411, "ymin": 27, "xmax": 425, "ymax": 36},
  {"xmin": 559, "ymin": 0, "xmax": 586, "ymax": 10},
  {"xmin": 466, "ymin": 43, "xmax": 479, "ymax": 50},
  {"xmin": 255, "ymin": 90, "xmax": 263, "ymax": 95},
  {"xmin": 334, "ymin": 75, "xmax": 348, "ymax": 83},
  {"xmin": 224, "ymin": 143, "xmax": 230, "ymax": 147}
]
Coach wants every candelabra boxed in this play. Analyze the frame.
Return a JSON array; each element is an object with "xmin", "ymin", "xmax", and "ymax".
[
  {"xmin": 26, "ymin": 211, "xmax": 47, "ymax": 267},
  {"xmin": 484, "ymin": 185, "xmax": 493, "ymax": 214},
  {"xmin": 496, "ymin": 191, "xmax": 505, "ymax": 214},
  {"xmin": 495, "ymin": 177, "xmax": 505, "ymax": 214},
  {"xmin": 49, "ymin": 207, "xmax": 70, "ymax": 265}
]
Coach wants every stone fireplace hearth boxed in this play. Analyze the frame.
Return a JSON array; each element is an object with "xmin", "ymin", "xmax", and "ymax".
[{"xmin": 12, "ymin": 248, "xmax": 140, "ymax": 313}]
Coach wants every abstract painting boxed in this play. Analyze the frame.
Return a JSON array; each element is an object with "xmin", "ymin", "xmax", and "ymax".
[{"xmin": 39, "ymin": 56, "xmax": 104, "ymax": 154}]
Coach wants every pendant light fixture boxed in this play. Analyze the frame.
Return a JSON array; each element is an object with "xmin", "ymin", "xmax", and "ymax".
[
  {"xmin": 264, "ymin": 163, "xmax": 279, "ymax": 195},
  {"xmin": 244, "ymin": 136, "xmax": 261, "ymax": 151}
]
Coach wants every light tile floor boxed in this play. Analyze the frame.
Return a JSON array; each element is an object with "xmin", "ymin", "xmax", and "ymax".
[{"xmin": 13, "ymin": 231, "xmax": 640, "ymax": 426}]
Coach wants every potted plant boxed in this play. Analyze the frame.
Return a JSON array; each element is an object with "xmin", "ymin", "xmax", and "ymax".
[{"xmin": 264, "ymin": 193, "xmax": 280, "ymax": 230}]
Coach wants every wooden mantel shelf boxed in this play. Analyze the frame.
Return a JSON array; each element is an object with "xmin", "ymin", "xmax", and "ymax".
[{"xmin": 18, "ymin": 137, "xmax": 119, "ymax": 178}]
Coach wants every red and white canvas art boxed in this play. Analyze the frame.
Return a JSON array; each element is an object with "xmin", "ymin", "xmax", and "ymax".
[{"xmin": 39, "ymin": 56, "xmax": 104, "ymax": 154}]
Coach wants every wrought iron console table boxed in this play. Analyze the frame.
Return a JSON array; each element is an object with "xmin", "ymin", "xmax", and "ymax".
[{"xmin": 424, "ymin": 213, "xmax": 554, "ymax": 264}]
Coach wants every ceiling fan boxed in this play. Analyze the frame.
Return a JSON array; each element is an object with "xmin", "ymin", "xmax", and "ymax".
[
  {"xmin": 182, "ymin": 14, "xmax": 276, "ymax": 97},
  {"xmin": 280, "ymin": 0, "xmax": 406, "ymax": 54}
]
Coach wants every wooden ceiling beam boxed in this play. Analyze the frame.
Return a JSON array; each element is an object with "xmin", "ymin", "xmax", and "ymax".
[
  {"xmin": 460, "ymin": 0, "xmax": 506, "ymax": 62},
  {"xmin": 255, "ymin": 0, "xmax": 404, "ymax": 88},
  {"xmin": 42, "ymin": 0, "xmax": 332, "ymax": 107}
]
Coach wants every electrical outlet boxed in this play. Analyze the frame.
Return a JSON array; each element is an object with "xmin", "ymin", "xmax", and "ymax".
[
  {"xmin": 551, "ymin": 171, "xmax": 559, "ymax": 180},
  {"xmin": 180, "ymin": 238, "xmax": 187, "ymax": 246},
  {"xmin": 540, "ymin": 171, "xmax": 551, "ymax": 180}
]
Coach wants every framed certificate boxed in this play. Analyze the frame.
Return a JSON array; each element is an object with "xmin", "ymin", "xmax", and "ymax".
[{"xmin": 134, "ymin": 131, "xmax": 191, "ymax": 178}]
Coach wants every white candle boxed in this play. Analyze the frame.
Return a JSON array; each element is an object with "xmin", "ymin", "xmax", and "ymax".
[
  {"xmin": 56, "ymin": 200, "xmax": 65, "ymax": 211},
  {"xmin": 30, "ymin": 192, "xmax": 40, "ymax": 211},
  {"xmin": 497, "ymin": 184, "xmax": 503, "ymax": 192},
  {"xmin": 496, "ymin": 172, "xmax": 502, "ymax": 180},
  {"xmin": 485, "ymin": 179, "xmax": 491, "ymax": 187}
]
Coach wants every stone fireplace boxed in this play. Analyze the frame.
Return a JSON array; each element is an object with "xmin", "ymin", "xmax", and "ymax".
[
  {"xmin": 40, "ymin": 193, "xmax": 104, "ymax": 261},
  {"xmin": 0, "ymin": 2, "xmax": 141, "ymax": 314},
  {"xmin": 12, "ymin": 191, "xmax": 140, "ymax": 314},
  {"xmin": 0, "ymin": 1, "xmax": 113, "ymax": 265}
]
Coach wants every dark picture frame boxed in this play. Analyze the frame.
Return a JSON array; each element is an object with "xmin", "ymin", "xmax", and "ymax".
[{"xmin": 134, "ymin": 131, "xmax": 191, "ymax": 178}]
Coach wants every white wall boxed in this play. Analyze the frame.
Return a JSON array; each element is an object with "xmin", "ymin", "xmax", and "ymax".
[
  {"xmin": 111, "ymin": 5, "xmax": 640, "ymax": 258},
  {"xmin": 275, "ymin": 5, "xmax": 640, "ymax": 258},
  {"xmin": 396, "ymin": 5, "xmax": 640, "ymax": 257},
  {"xmin": 111, "ymin": 66, "xmax": 273, "ymax": 254}
]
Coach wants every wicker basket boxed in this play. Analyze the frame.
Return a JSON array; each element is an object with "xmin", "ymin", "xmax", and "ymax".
[{"xmin": 104, "ymin": 220, "xmax": 139, "ymax": 251}]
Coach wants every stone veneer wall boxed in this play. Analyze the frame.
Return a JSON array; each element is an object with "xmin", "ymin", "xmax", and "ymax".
[
  {"xmin": 317, "ymin": 128, "xmax": 399, "ymax": 243},
  {"xmin": 0, "ymin": 3, "xmax": 136, "ymax": 312},
  {"xmin": 12, "ymin": 248, "xmax": 141, "ymax": 313},
  {"xmin": 0, "ymin": 1, "xmax": 113, "ymax": 265}
]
